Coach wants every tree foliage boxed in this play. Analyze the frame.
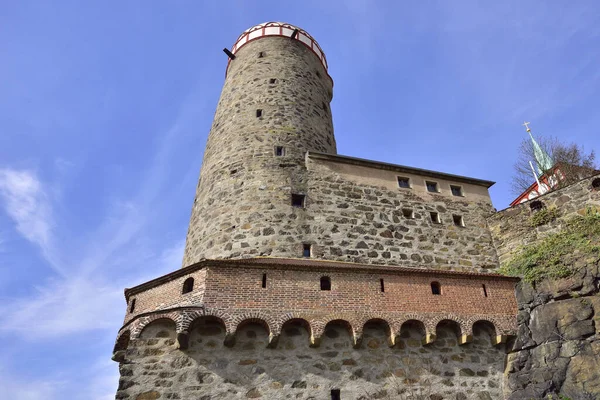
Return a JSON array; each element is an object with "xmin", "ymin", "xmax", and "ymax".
[{"xmin": 512, "ymin": 135, "xmax": 597, "ymax": 195}]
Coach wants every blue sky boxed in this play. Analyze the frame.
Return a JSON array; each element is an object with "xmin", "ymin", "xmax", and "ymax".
[{"xmin": 1, "ymin": 1, "xmax": 599, "ymax": 398}]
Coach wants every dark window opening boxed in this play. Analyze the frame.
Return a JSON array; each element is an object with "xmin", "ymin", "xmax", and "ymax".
[
  {"xmin": 402, "ymin": 208, "xmax": 414, "ymax": 219},
  {"xmin": 380, "ymin": 278, "xmax": 385, "ymax": 293},
  {"xmin": 453, "ymin": 215, "xmax": 464, "ymax": 227},
  {"xmin": 182, "ymin": 277, "xmax": 194, "ymax": 294},
  {"xmin": 275, "ymin": 146, "xmax": 285, "ymax": 156},
  {"xmin": 397, "ymin": 177, "xmax": 410, "ymax": 188},
  {"xmin": 592, "ymin": 178, "xmax": 600, "ymax": 190},
  {"xmin": 430, "ymin": 212, "xmax": 441, "ymax": 224},
  {"xmin": 320, "ymin": 276, "xmax": 331, "ymax": 291},
  {"xmin": 129, "ymin": 298, "xmax": 136, "ymax": 313},
  {"xmin": 258, "ymin": 51, "xmax": 265, "ymax": 58},
  {"xmin": 230, "ymin": 169, "xmax": 237, "ymax": 175},
  {"xmin": 426, "ymin": 181, "xmax": 439, "ymax": 193},
  {"xmin": 292, "ymin": 194, "xmax": 306, "ymax": 208},
  {"xmin": 262, "ymin": 273, "xmax": 267, "ymax": 289},
  {"xmin": 256, "ymin": 109, "xmax": 263, "ymax": 118},
  {"xmin": 431, "ymin": 282, "xmax": 441, "ymax": 295},
  {"xmin": 303, "ymin": 244, "xmax": 311, "ymax": 258},
  {"xmin": 530, "ymin": 200, "xmax": 544, "ymax": 212},
  {"xmin": 269, "ymin": 78, "xmax": 277, "ymax": 84},
  {"xmin": 451, "ymin": 185, "xmax": 463, "ymax": 196},
  {"xmin": 482, "ymin": 284, "xmax": 488, "ymax": 297},
  {"xmin": 331, "ymin": 389, "xmax": 341, "ymax": 400}
]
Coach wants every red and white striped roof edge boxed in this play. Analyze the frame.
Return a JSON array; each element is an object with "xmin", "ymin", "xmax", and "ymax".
[{"xmin": 227, "ymin": 22, "xmax": 331, "ymax": 79}]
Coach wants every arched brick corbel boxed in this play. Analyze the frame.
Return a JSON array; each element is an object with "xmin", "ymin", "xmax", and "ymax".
[
  {"xmin": 422, "ymin": 319, "xmax": 438, "ymax": 345},
  {"xmin": 352, "ymin": 329, "xmax": 363, "ymax": 349},
  {"xmin": 458, "ymin": 319, "xmax": 473, "ymax": 345},
  {"xmin": 309, "ymin": 320, "xmax": 326, "ymax": 348}
]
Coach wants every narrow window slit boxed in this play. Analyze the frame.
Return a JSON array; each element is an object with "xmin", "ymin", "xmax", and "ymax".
[
  {"xmin": 262, "ymin": 273, "xmax": 267, "ymax": 289},
  {"xmin": 129, "ymin": 298, "xmax": 136, "ymax": 313},
  {"xmin": 482, "ymin": 284, "xmax": 488, "ymax": 297},
  {"xmin": 182, "ymin": 277, "xmax": 194, "ymax": 294},
  {"xmin": 303, "ymin": 244, "xmax": 311, "ymax": 258},
  {"xmin": 431, "ymin": 282, "xmax": 441, "ymax": 295},
  {"xmin": 331, "ymin": 389, "xmax": 341, "ymax": 400},
  {"xmin": 256, "ymin": 109, "xmax": 263, "ymax": 118},
  {"xmin": 274, "ymin": 146, "xmax": 285, "ymax": 156},
  {"xmin": 380, "ymin": 278, "xmax": 385, "ymax": 293},
  {"xmin": 291, "ymin": 194, "xmax": 305, "ymax": 208},
  {"xmin": 402, "ymin": 208, "xmax": 414, "ymax": 219},
  {"xmin": 453, "ymin": 215, "xmax": 464, "ymax": 227}
]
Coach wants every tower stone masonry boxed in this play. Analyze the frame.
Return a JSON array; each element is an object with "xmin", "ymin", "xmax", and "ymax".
[{"xmin": 111, "ymin": 22, "xmax": 600, "ymax": 400}]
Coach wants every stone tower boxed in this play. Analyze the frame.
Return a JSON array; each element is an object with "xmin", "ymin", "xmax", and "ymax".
[
  {"xmin": 113, "ymin": 22, "xmax": 527, "ymax": 400},
  {"xmin": 183, "ymin": 22, "xmax": 336, "ymax": 266}
]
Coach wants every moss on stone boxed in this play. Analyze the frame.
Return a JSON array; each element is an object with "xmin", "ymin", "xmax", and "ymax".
[
  {"xmin": 499, "ymin": 208, "xmax": 600, "ymax": 283},
  {"xmin": 529, "ymin": 206, "xmax": 560, "ymax": 227}
]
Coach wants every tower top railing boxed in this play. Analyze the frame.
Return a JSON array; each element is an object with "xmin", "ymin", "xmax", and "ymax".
[{"xmin": 227, "ymin": 22, "xmax": 329, "ymax": 73}]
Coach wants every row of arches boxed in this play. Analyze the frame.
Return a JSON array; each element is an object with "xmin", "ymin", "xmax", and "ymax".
[{"xmin": 114, "ymin": 310, "xmax": 512, "ymax": 355}]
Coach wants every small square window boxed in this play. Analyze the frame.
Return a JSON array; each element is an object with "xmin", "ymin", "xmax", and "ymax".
[
  {"xmin": 303, "ymin": 244, "xmax": 311, "ymax": 258},
  {"xmin": 291, "ymin": 194, "xmax": 305, "ymax": 208},
  {"xmin": 450, "ymin": 185, "xmax": 463, "ymax": 196},
  {"xmin": 269, "ymin": 78, "xmax": 277, "ymax": 84},
  {"xmin": 430, "ymin": 212, "xmax": 441, "ymax": 224},
  {"xmin": 274, "ymin": 146, "xmax": 285, "ymax": 156},
  {"xmin": 397, "ymin": 177, "xmax": 410, "ymax": 188},
  {"xmin": 426, "ymin": 181, "xmax": 439, "ymax": 193},
  {"xmin": 453, "ymin": 215, "xmax": 464, "ymax": 227},
  {"xmin": 402, "ymin": 208, "xmax": 414, "ymax": 219},
  {"xmin": 256, "ymin": 109, "xmax": 263, "ymax": 118},
  {"xmin": 258, "ymin": 51, "xmax": 265, "ymax": 58}
]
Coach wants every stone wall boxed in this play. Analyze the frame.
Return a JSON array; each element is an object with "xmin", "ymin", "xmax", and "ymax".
[
  {"xmin": 487, "ymin": 174, "xmax": 600, "ymax": 399},
  {"xmin": 301, "ymin": 157, "xmax": 498, "ymax": 272},
  {"xmin": 487, "ymin": 174, "xmax": 600, "ymax": 265},
  {"xmin": 116, "ymin": 317, "xmax": 506, "ymax": 400}
]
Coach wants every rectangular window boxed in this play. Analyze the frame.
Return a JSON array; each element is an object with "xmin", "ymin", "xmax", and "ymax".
[
  {"xmin": 269, "ymin": 78, "xmax": 277, "ymax": 84},
  {"xmin": 303, "ymin": 244, "xmax": 311, "ymax": 258},
  {"xmin": 380, "ymin": 278, "xmax": 385, "ymax": 293},
  {"xmin": 262, "ymin": 273, "xmax": 267, "ymax": 288},
  {"xmin": 397, "ymin": 176, "xmax": 410, "ymax": 188},
  {"xmin": 402, "ymin": 208, "xmax": 414, "ymax": 219},
  {"xmin": 453, "ymin": 215, "xmax": 464, "ymax": 227},
  {"xmin": 482, "ymin": 284, "xmax": 488, "ymax": 297},
  {"xmin": 274, "ymin": 146, "xmax": 285, "ymax": 156},
  {"xmin": 430, "ymin": 212, "xmax": 441, "ymax": 224},
  {"xmin": 331, "ymin": 389, "xmax": 341, "ymax": 400},
  {"xmin": 258, "ymin": 51, "xmax": 265, "ymax": 58},
  {"xmin": 450, "ymin": 185, "xmax": 463, "ymax": 196},
  {"xmin": 291, "ymin": 194, "xmax": 305, "ymax": 208},
  {"xmin": 426, "ymin": 181, "xmax": 439, "ymax": 193},
  {"xmin": 256, "ymin": 109, "xmax": 263, "ymax": 118}
]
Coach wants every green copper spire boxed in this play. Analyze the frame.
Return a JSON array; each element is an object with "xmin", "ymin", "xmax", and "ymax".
[{"xmin": 523, "ymin": 122, "xmax": 554, "ymax": 175}]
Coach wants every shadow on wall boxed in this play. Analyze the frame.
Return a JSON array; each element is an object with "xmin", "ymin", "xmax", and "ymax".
[{"xmin": 116, "ymin": 317, "xmax": 505, "ymax": 399}]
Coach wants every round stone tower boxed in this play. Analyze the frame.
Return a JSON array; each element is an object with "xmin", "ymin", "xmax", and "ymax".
[{"xmin": 182, "ymin": 22, "xmax": 336, "ymax": 266}]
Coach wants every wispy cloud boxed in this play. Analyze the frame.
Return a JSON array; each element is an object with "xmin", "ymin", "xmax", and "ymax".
[{"xmin": 0, "ymin": 169, "xmax": 64, "ymax": 274}]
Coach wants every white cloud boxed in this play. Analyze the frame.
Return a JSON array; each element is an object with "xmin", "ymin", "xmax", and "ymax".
[{"xmin": 0, "ymin": 168, "xmax": 64, "ymax": 274}]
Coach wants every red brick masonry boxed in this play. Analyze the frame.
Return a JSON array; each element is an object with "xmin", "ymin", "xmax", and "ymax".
[{"xmin": 115, "ymin": 258, "xmax": 518, "ymax": 351}]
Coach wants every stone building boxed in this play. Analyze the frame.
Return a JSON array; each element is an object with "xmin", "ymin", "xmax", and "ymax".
[{"xmin": 112, "ymin": 22, "xmax": 600, "ymax": 399}]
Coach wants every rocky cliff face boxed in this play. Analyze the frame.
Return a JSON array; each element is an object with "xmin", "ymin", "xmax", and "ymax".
[{"xmin": 505, "ymin": 261, "xmax": 600, "ymax": 399}]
